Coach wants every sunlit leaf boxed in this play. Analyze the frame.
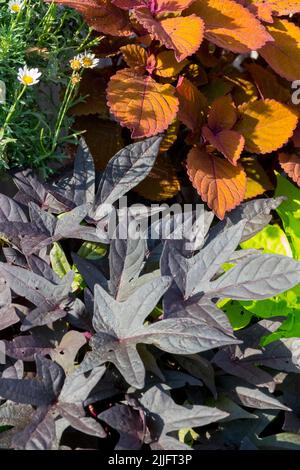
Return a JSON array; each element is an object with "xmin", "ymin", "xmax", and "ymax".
[
  {"xmin": 186, "ymin": 147, "xmax": 247, "ymax": 219},
  {"xmin": 259, "ymin": 19, "xmax": 300, "ymax": 82},
  {"xmin": 107, "ymin": 69, "xmax": 179, "ymax": 138},
  {"xmin": 188, "ymin": 0, "xmax": 273, "ymax": 53},
  {"xmin": 134, "ymin": 10, "xmax": 204, "ymax": 61},
  {"xmin": 235, "ymin": 99, "xmax": 298, "ymax": 154}
]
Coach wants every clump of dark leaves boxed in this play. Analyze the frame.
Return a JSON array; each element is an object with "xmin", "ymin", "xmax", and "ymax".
[{"xmin": 0, "ymin": 137, "xmax": 300, "ymax": 450}]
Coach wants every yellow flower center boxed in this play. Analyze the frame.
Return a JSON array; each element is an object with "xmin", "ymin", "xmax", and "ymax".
[
  {"xmin": 82, "ymin": 57, "xmax": 93, "ymax": 68},
  {"xmin": 70, "ymin": 59, "xmax": 81, "ymax": 71},
  {"xmin": 22, "ymin": 75, "xmax": 34, "ymax": 85},
  {"xmin": 11, "ymin": 4, "xmax": 21, "ymax": 12}
]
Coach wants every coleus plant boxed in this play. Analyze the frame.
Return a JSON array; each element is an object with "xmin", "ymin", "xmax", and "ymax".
[
  {"xmin": 0, "ymin": 139, "xmax": 300, "ymax": 450},
  {"xmin": 48, "ymin": 0, "xmax": 300, "ymax": 219}
]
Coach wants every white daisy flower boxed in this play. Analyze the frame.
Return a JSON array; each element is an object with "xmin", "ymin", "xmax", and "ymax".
[
  {"xmin": 17, "ymin": 65, "xmax": 42, "ymax": 86},
  {"xmin": 8, "ymin": 0, "xmax": 24, "ymax": 14},
  {"xmin": 80, "ymin": 52, "xmax": 100, "ymax": 69},
  {"xmin": 69, "ymin": 54, "xmax": 82, "ymax": 71}
]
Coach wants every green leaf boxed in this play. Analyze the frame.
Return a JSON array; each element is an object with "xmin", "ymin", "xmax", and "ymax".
[
  {"xmin": 238, "ymin": 218, "xmax": 300, "ymax": 320},
  {"xmin": 50, "ymin": 242, "xmax": 83, "ymax": 292},
  {"xmin": 240, "ymin": 295, "xmax": 297, "ymax": 318},
  {"xmin": 261, "ymin": 311, "xmax": 300, "ymax": 346},
  {"xmin": 240, "ymin": 224, "xmax": 293, "ymax": 257},
  {"xmin": 275, "ymin": 173, "xmax": 300, "ymax": 261},
  {"xmin": 77, "ymin": 241, "xmax": 107, "ymax": 260},
  {"xmin": 220, "ymin": 299, "xmax": 253, "ymax": 330},
  {"xmin": 50, "ymin": 242, "xmax": 72, "ymax": 279},
  {"xmin": 178, "ymin": 427, "xmax": 199, "ymax": 447}
]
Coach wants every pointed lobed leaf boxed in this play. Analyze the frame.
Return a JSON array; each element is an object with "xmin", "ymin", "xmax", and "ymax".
[
  {"xmin": 221, "ymin": 377, "xmax": 290, "ymax": 411},
  {"xmin": 168, "ymin": 220, "xmax": 246, "ymax": 298},
  {"xmin": 0, "ymin": 195, "xmax": 28, "ymax": 223},
  {"xmin": 99, "ymin": 404, "xmax": 145, "ymax": 450},
  {"xmin": 11, "ymin": 407, "xmax": 56, "ymax": 450},
  {"xmin": 78, "ymin": 276, "xmax": 238, "ymax": 388},
  {"xmin": 73, "ymin": 139, "xmax": 95, "ymax": 207},
  {"xmin": 0, "ymin": 306, "xmax": 19, "ymax": 331},
  {"xmin": 0, "ymin": 378, "xmax": 53, "ymax": 407},
  {"xmin": 140, "ymin": 385, "xmax": 228, "ymax": 435},
  {"xmin": 58, "ymin": 402, "xmax": 105, "ymax": 438},
  {"xmin": 214, "ymin": 196, "xmax": 287, "ymax": 243},
  {"xmin": 95, "ymin": 136, "xmax": 162, "ymax": 210},
  {"xmin": 109, "ymin": 234, "xmax": 147, "ymax": 300},
  {"xmin": 207, "ymin": 253, "xmax": 300, "ymax": 300}
]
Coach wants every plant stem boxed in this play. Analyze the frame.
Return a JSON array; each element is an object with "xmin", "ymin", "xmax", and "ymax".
[{"xmin": 2, "ymin": 85, "xmax": 26, "ymax": 131}]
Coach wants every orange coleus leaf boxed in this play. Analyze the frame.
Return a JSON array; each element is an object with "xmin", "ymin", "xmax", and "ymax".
[
  {"xmin": 176, "ymin": 76, "xmax": 207, "ymax": 132},
  {"xmin": 50, "ymin": 0, "xmax": 133, "ymax": 36},
  {"xmin": 202, "ymin": 96, "xmax": 245, "ymax": 165},
  {"xmin": 134, "ymin": 9, "xmax": 204, "ymax": 61},
  {"xmin": 188, "ymin": 0, "xmax": 273, "ymax": 54},
  {"xmin": 107, "ymin": 68, "xmax": 179, "ymax": 138},
  {"xmin": 202, "ymin": 127, "xmax": 245, "ymax": 166},
  {"xmin": 187, "ymin": 147, "xmax": 247, "ymax": 219},
  {"xmin": 120, "ymin": 44, "xmax": 148, "ymax": 69},
  {"xmin": 154, "ymin": 51, "xmax": 188, "ymax": 78},
  {"xmin": 243, "ymin": 0, "xmax": 300, "ymax": 19},
  {"xmin": 113, "ymin": 0, "xmax": 195, "ymax": 12},
  {"xmin": 259, "ymin": 19, "xmax": 300, "ymax": 82},
  {"xmin": 207, "ymin": 95, "xmax": 238, "ymax": 130},
  {"xmin": 237, "ymin": 0, "xmax": 274, "ymax": 22},
  {"xmin": 246, "ymin": 63, "xmax": 290, "ymax": 102},
  {"xmin": 279, "ymin": 153, "xmax": 300, "ymax": 187},
  {"xmin": 242, "ymin": 156, "xmax": 273, "ymax": 199},
  {"xmin": 234, "ymin": 99, "xmax": 298, "ymax": 154}
]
